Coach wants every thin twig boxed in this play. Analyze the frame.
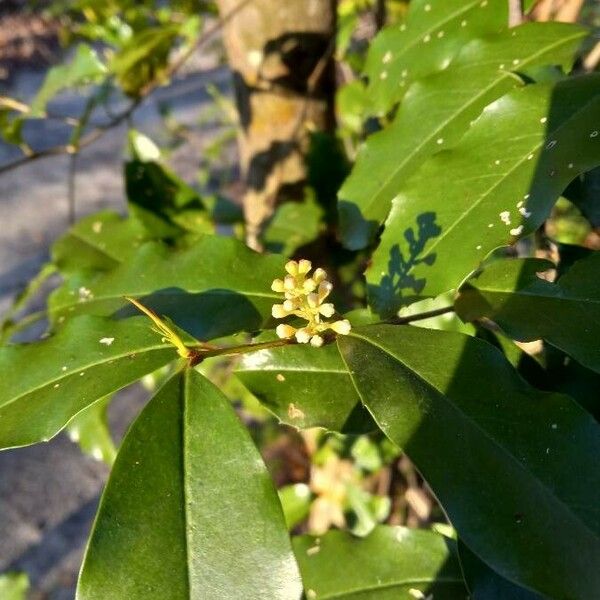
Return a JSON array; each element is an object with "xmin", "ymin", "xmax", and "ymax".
[
  {"xmin": 0, "ymin": 0, "xmax": 255, "ymax": 177},
  {"xmin": 387, "ymin": 306, "xmax": 455, "ymax": 325}
]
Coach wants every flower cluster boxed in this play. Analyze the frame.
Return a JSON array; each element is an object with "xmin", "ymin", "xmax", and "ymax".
[{"xmin": 271, "ymin": 260, "xmax": 351, "ymax": 347}]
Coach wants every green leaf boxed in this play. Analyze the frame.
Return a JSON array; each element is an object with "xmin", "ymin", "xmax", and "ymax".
[
  {"xmin": 110, "ymin": 26, "xmax": 180, "ymax": 97},
  {"xmin": 338, "ymin": 325, "xmax": 600, "ymax": 598},
  {"xmin": 30, "ymin": 44, "xmax": 106, "ymax": 116},
  {"xmin": 0, "ymin": 573, "xmax": 29, "ymax": 600},
  {"xmin": 365, "ymin": 0, "xmax": 508, "ymax": 117},
  {"xmin": 398, "ymin": 292, "xmax": 475, "ymax": 334},
  {"xmin": 565, "ymin": 166, "xmax": 600, "ymax": 227},
  {"xmin": 67, "ymin": 395, "xmax": 117, "ymax": 465},
  {"xmin": 293, "ymin": 526, "xmax": 467, "ymax": 599},
  {"xmin": 77, "ymin": 369, "xmax": 302, "ymax": 599},
  {"xmin": 236, "ymin": 338, "xmax": 374, "ymax": 434},
  {"xmin": 125, "ymin": 160, "xmax": 213, "ymax": 238},
  {"xmin": 340, "ymin": 22, "xmax": 586, "ymax": 249},
  {"xmin": 49, "ymin": 236, "xmax": 285, "ymax": 340},
  {"xmin": 368, "ymin": 74, "xmax": 600, "ymax": 316},
  {"xmin": 263, "ymin": 195, "xmax": 323, "ymax": 256},
  {"xmin": 279, "ymin": 483, "xmax": 312, "ymax": 530},
  {"xmin": 52, "ymin": 212, "xmax": 150, "ymax": 274},
  {"xmin": 0, "ymin": 316, "xmax": 176, "ymax": 450},
  {"xmin": 458, "ymin": 541, "xmax": 544, "ymax": 600},
  {"xmin": 456, "ymin": 254, "xmax": 600, "ymax": 374}
]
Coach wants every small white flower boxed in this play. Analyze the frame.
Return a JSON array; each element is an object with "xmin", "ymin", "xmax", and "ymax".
[
  {"xmin": 296, "ymin": 328, "xmax": 312, "ymax": 344},
  {"xmin": 99, "ymin": 337, "xmax": 115, "ymax": 346},
  {"xmin": 310, "ymin": 335, "xmax": 324, "ymax": 348},
  {"xmin": 330, "ymin": 320, "xmax": 351, "ymax": 335},
  {"xmin": 276, "ymin": 324, "xmax": 296, "ymax": 339}
]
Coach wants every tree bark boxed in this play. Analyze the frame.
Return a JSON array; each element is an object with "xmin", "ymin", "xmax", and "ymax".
[{"xmin": 216, "ymin": 0, "xmax": 337, "ymax": 248}]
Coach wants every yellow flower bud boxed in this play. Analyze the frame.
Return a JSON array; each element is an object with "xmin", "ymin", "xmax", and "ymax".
[
  {"xmin": 276, "ymin": 324, "xmax": 296, "ymax": 339},
  {"xmin": 310, "ymin": 335, "xmax": 324, "ymax": 347},
  {"xmin": 313, "ymin": 268, "xmax": 327, "ymax": 283},
  {"xmin": 271, "ymin": 278, "xmax": 285, "ymax": 293},
  {"xmin": 330, "ymin": 320, "xmax": 351, "ymax": 335},
  {"xmin": 283, "ymin": 299, "xmax": 296, "ymax": 312},
  {"xmin": 319, "ymin": 303, "xmax": 335, "ymax": 318},
  {"xmin": 298, "ymin": 259, "xmax": 312, "ymax": 275},
  {"xmin": 303, "ymin": 278, "xmax": 317, "ymax": 293},
  {"xmin": 306, "ymin": 293, "xmax": 319, "ymax": 309},
  {"xmin": 318, "ymin": 281, "xmax": 333, "ymax": 302},
  {"xmin": 284, "ymin": 275, "xmax": 296, "ymax": 290},
  {"xmin": 295, "ymin": 328, "xmax": 311, "ymax": 344},
  {"xmin": 285, "ymin": 260, "xmax": 299, "ymax": 275},
  {"xmin": 272, "ymin": 304, "xmax": 289, "ymax": 319}
]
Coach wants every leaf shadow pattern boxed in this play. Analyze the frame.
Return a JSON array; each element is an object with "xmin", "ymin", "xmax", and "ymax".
[{"xmin": 368, "ymin": 212, "xmax": 442, "ymax": 318}]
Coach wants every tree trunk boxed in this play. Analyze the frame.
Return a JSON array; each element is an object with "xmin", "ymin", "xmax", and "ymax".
[{"xmin": 216, "ymin": 0, "xmax": 337, "ymax": 248}]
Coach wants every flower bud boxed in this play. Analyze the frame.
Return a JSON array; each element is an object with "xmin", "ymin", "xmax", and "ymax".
[
  {"xmin": 272, "ymin": 304, "xmax": 289, "ymax": 319},
  {"xmin": 284, "ymin": 275, "xmax": 296, "ymax": 290},
  {"xmin": 319, "ymin": 303, "xmax": 335, "ymax": 318},
  {"xmin": 271, "ymin": 278, "xmax": 285, "ymax": 293},
  {"xmin": 283, "ymin": 299, "xmax": 296, "ymax": 312},
  {"xmin": 295, "ymin": 328, "xmax": 311, "ymax": 344},
  {"xmin": 313, "ymin": 268, "xmax": 327, "ymax": 283},
  {"xmin": 298, "ymin": 259, "xmax": 312, "ymax": 275},
  {"xmin": 303, "ymin": 278, "xmax": 317, "ymax": 293},
  {"xmin": 276, "ymin": 324, "xmax": 296, "ymax": 339},
  {"xmin": 310, "ymin": 335, "xmax": 324, "ymax": 347},
  {"xmin": 318, "ymin": 281, "xmax": 333, "ymax": 302},
  {"xmin": 330, "ymin": 319, "xmax": 351, "ymax": 335},
  {"xmin": 285, "ymin": 260, "xmax": 299, "ymax": 276},
  {"xmin": 306, "ymin": 293, "xmax": 319, "ymax": 309}
]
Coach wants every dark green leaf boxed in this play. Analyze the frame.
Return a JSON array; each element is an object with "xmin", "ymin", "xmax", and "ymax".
[
  {"xmin": 458, "ymin": 541, "xmax": 544, "ymax": 600},
  {"xmin": 49, "ymin": 236, "xmax": 285, "ymax": 340},
  {"xmin": 125, "ymin": 160, "xmax": 213, "ymax": 238},
  {"xmin": 368, "ymin": 75, "xmax": 600, "ymax": 316},
  {"xmin": 0, "ymin": 316, "xmax": 176, "ymax": 450},
  {"xmin": 340, "ymin": 22, "xmax": 586, "ymax": 249},
  {"xmin": 365, "ymin": 0, "xmax": 508, "ymax": 117},
  {"xmin": 77, "ymin": 369, "xmax": 302, "ymax": 599},
  {"xmin": 293, "ymin": 526, "xmax": 467, "ymax": 599},
  {"xmin": 236, "ymin": 338, "xmax": 374, "ymax": 434},
  {"xmin": 456, "ymin": 254, "xmax": 600, "ymax": 374},
  {"xmin": 338, "ymin": 325, "xmax": 600, "ymax": 598}
]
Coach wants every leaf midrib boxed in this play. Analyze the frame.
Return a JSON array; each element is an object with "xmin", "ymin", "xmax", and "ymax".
[
  {"xmin": 362, "ymin": 31, "xmax": 583, "ymax": 216},
  {"xmin": 340, "ymin": 332, "xmax": 599, "ymax": 540}
]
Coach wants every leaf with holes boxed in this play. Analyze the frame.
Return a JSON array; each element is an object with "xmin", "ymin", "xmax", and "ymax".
[
  {"xmin": 340, "ymin": 22, "xmax": 586, "ymax": 249},
  {"xmin": 293, "ymin": 526, "xmax": 467, "ymax": 599},
  {"xmin": 0, "ymin": 316, "xmax": 176, "ymax": 450},
  {"xmin": 77, "ymin": 369, "xmax": 302, "ymax": 599},
  {"xmin": 365, "ymin": 0, "xmax": 508, "ymax": 117},
  {"xmin": 338, "ymin": 325, "xmax": 600, "ymax": 598},
  {"xmin": 49, "ymin": 235, "xmax": 285, "ymax": 340},
  {"xmin": 456, "ymin": 254, "xmax": 600, "ymax": 374},
  {"xmin": 367, "ymin": 74, "xmax": 600, "ymax": 316}
]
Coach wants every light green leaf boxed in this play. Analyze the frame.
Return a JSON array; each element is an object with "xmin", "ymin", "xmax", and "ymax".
[
  {"xmin": 338, "ymin": 325, "xmax": 600, "ymax": 598},
  {"xmin": 279, "ymin": 483, "xmax": 312, "ymax": 530},
  {"xmin": 368, "ymin": 75, "xmax": 600, "ymax": 316},
  {"xmin": 77, "ymin": 369, "xmax": 302, "ymax": 599},
  {"xmin": 293, "ymin": 526, "xmax": 467, "ymax": 599},
  {"xmin": 0, "ymin": 573, "xmax": 29, "ymax": 600},
  {"xmin": 30, "ymin": 44, "xmax": 106, "ymax": 116},
  {"xmin": 236, "ymin": 337, "xmax": 374, "ymax": 434},
  {"xmin": 67, "ymin": 395, "xmax": 117, "ymax": 465},
  {"xmin": 365, "ymin": 0, "xmax": 508, "ymax": 117},
  {"xmin": 0, "ymin": 316, "xmax": 176, "ymax": 450},
  {"xmin": 340, "ymin": 22, "xmax": 586, "ymax": 249},
  {"xmin": 49, "ymin": 236, "xmax": 285, "ymax": 340},
  {"xmin": 52, "ymin": 212, "xmax": 150, "ymax": 274},
  {"xmin": 110, "ymin": 25, "xmax": 180, "ymax": 97},
  {"xmin": 456, "ymin": 254, "xmax": 600, "ymax": 374}
]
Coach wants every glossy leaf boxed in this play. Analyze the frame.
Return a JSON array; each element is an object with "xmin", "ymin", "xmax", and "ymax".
[
  {"xmin": 49, "ymin": 235, "xmax": 285, "ymax": 340},
  {"xmin": 365, "ymin": 0, "xmax": 508, "ymax": 117},
  {"xmin": 458, "ymin": 541, "xmax": 543, "ymax": 600},
  {"xmin": 77, "ymin": 369, "xmax": 302, "ymax": 599},
  {"xmin": 52, "ymin": 212, "xmax": 150, "ymax": 274},
  {"xmin": 67, "ymin": 395, "xmax": 117, "ymax": 465},
  {"xmin": 456, "ymin": 254, "xmax": 600, "ymax": 374},
  {"xmin": 125, "ymin": 160, "xmax": 213, "ymax": 238},
  {"xmin": 368, "ymin": 75, "xmax": 600, "ymax": 316},
  {"xmin": 340, "ymin": 22, "xmax": 586, "ymax": 249},
  {"xmin": 338, "ymin": 325, "xmax": 600, "ymax": 598},
  {"xmin": 293, "ymin": 526, "xmax": 467, "ymax": 599},
  {"xmin": 29, "ymin": 44, "xmax": 106, "ymax": 116},
  {"xmin": 236, "ymin": 338, "xmax": 373, "ymax": 434},
  {"xmin": 0, "ymin": 316, "xmax": 176, "ymax": 450}
]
